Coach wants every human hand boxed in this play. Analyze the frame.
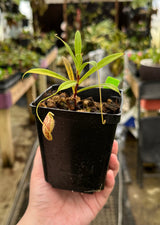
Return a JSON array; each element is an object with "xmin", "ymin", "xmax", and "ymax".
[{"xmin": 17, "ymin": 140, "xmax": 119, "ymax": 225}]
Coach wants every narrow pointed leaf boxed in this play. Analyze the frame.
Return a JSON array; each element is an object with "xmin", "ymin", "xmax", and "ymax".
[
  {"xmin": 79, "ymin": 53, "xmax": 123, "ymax": 84},
  {"xmin": 62, "ymin": 57, "xmax": 75, "ymax": 81},
  {"xmin": 55, "ymin": 34, "xmax": 78, "ymax": 68},
  {"xmin": 22, "ymin": 68, "xmax": 68, "ymax": 82},
  {"xmin": 75, "ymin": 31, "xmax": 82, "ymax": 68},
  {"xmin": 75, "ymin": 31, "xmax": 81, "ymax": 56},
  {"xmin": 57, "ymin": 80, "xmax": 77, "ymax": 92},
  {"xmin": 77, "ymin": 83, "xmax": 120, "ymax": 95},
  {"xmin": 62, "ymin": 56, "xmax": 75, "ymax": 93},
  {"xmin": 76, "ymin": 53, "xmax": 83, "ymax": 71}
]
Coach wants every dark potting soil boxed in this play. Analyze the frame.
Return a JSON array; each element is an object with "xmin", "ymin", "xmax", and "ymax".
[{"xmin": 39, "ymin": 91, "xmax": 120, "ymax": 114}]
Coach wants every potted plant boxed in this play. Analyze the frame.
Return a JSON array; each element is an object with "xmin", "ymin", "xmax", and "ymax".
[
  {"xmin": 139, "ymin": 47, "xmax": 160, "ymax": 81},
  {"xmin": 125, "ymin": 50, "xmax": 145, "ymax": 77},
  {"xmin": 23, "ymin": 31, "xmax": 123, "ymax": 193},
  {"xmin": 0, "ymin": 66, "xmax": 22, "ymax": 92},
  {"xmin": 0, "ymin": 38, "xmax": 41, "ymax": 91}
]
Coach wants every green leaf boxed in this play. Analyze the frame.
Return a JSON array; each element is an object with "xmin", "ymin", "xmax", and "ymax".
[
  {"xmin": 75, "ymin": 31, "xmax": 81, "ymax": 55},
  {"xmin": 22, "ymin": 68, "xmax": 68, "ymax": 82},
  {"xmin": 79, "ymin": 52, "xmax": 123, "ymax": 84},
  {"xmin": 75, "ymin": 31, "xmax": 82, "ymax": 69},
  {"xmin": 55, "ymin": 34, "xmax": 78, "ymax": 68},
  {"xmin": 77, "ymin": 83, "xmax": 120, "ymax": 95},
  {"xmin": 79, "ymin": 61, "xmax": 97, "ymax": 75},
  {"xmin": 57, "ymin": 80, "xmax": 77, "ymax": 92}
]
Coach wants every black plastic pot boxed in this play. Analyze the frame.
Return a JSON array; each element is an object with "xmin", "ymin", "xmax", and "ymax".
[
  {"xmin": 31, "ymin": 84, "xmax": 122, "ymax": 193},
  {"xmin": 140, "ymin": 59, "xmax": 160, "ymax": 81},
  {"xmin": 0, "ymin": 72, "xmax": 22, "ymax": 93}
]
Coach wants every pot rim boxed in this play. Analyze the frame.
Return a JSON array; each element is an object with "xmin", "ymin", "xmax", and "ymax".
[
  {"xmin": 30, "ymin": 84, "xmax": 123, "ymax": 116},
  {"xmin": 140, "ymin": 58, "xmax": 160, "ymax": 68}
]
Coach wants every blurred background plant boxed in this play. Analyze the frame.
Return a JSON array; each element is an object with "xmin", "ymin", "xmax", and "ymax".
[
  {"xmin": 127, "ymin": 50, "xmax": 147, "ymax": 68},
  {"xmin": 30, "ymin": 31, "xmax": 56, "ymax": 55},
  {"xmin": 30, "ymin": 0, "xmax": 48, "ymax": 33},
  {"xmin": 0, "ymin": 37, "xmax": 42, "ymax": 77},
  {"xmin": 4, "ymin": 12, "xmax": 26, "ymax": 27},
  {"xmin": 0, "ymin": 67, "xmax": 13, "ymax": 80},
  {"xmin": 0, "ymin": 29, "xmax": 57, "ymax": 80},
  {"xmin": 131, "ymin": 0, "xmax": 151, "ymax": 9},
  {"xmin": 148, "ymin": 47, "xmax": 160, "ymax": 64},
  {"xmin": 0, "ymin": 45, "xmax": 40, "ymax": 72},
  {"xmin": 127, "ymin": 47, "xmax": 160, "ymax": 67}
]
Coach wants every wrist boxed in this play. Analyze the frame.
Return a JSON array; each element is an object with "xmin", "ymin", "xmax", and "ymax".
[
  {"xmin": 17, "ymin": 208, "xmax": 42, "ymax": 225},
  {"xmin": 17, "ymin": 208, "xmax": 35, "ymax": 225},
  {"xmin": 17, "ymin": 207, "xmax": 54, "ymax": 225},
  {"xmin": 17, "ymin": 206, "xmax": 90, "ymax": 225}
]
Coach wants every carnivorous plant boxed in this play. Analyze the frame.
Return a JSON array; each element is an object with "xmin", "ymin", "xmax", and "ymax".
[{"xmin": 23, "ymin": 31, "xmax": 123, "ymax": 140}]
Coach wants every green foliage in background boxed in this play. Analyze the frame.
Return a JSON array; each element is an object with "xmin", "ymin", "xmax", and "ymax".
[
  {"xmin": 131, "ymin": 0, "xmax": 151, "ymax": 9},
  {"xmin": 128, "ymin": 47, "xmax": 160, "ymax": 67}
]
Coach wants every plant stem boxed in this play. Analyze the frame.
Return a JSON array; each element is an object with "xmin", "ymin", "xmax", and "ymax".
[{"xmin": 74, "ymin": 72, "xmax": 80, "ymax": 107}]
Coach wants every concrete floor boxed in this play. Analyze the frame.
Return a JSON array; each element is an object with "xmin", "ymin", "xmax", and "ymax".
[
  {"xmin": 123, "ymin": 133, "xmax": 160, "ymax": 225},
  {"xmin": 0, "ymin": 103, "xmax": 36, "ymax": 225}
]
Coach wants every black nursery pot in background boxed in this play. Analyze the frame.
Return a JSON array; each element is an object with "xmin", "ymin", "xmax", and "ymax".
[
  {"xmin": 31, "ymin": 85, "xmax": 122, "ymax": 193},
  {"xmin": 140, "ymin": 59, "xmax": 160, "ymax": 81}
]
